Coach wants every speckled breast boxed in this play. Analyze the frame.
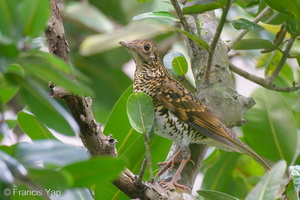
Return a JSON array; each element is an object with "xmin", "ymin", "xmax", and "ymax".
[{"xmin": 134, "ymin": 70, "xmax": 202, "ymax": 146}]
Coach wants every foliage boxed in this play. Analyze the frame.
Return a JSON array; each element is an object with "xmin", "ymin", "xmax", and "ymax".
[{"xmin": 0, "ymin": 0, "xmax": 300, "ymax": 199}]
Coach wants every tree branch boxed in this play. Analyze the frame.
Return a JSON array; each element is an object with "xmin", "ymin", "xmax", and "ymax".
[
  {"xmin": 171, "ymin": 0, "xmax": 200, "ymax": 54},
  {"xmin": 204, "ymin": 0, "xmax": 231, "ymax": 84},
  {"xmin": 269, "ymin": 36, "xmax": 296, "ymax": 81},
  {"xmin": 229, "ymin": 62, "xmax": 300, "ymax": 92}
]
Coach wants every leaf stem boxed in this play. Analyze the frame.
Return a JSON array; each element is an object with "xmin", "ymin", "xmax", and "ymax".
[{"xmin": 137, "ymin": 158, "xmax": 148, "ymax": 185}]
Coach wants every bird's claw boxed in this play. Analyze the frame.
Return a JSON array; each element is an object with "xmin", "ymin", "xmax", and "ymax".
[
  {"xmin": 157, "ymin": 158, "xmax": 194, "ymax": 177},
  {"xmin": 160, "ymin": 181, "xmax": 191, "ymax": 193}
]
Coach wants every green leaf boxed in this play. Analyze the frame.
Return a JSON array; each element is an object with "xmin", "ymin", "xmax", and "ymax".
[
  {"xmin": 173, "ymin": 27, "xmax": 210, "ymax": 51},
  {"xmin": 28, "ymin": 168, "xmax": 72, "ymax": 191},
  {"xmin": 20, "ymin": 51, "xmax": 93, "ymax": 97},
  {"xmin": 245, "ymin": 160, "xmax": 287, "ymax": 200},
  {"xmin": 0, "ymin": 43, "xmax": 19, "ymax": 63},
  {"xmin": 104, "ymin": 86, "xmax": 171, "ymax": 175},
  {"xmin": 133, "ymin": 11, "xmax": 179, "ymax": 23},
  {"xmin": 62, "ymin": 157, "xmax": 125, "ymax": 187},
  {"xmin": 15, "ymin": 140, "xmax": 89, "ymax": 167},
  {"xmin": 231, "ymin": 18, "xmax": 265, "ymax": 31},
  {"xmin": 137, "ymin": 0, "xmax": 153, "ymax": 2},
  {"xmin": 183, "ymin": 0, "xmax": 227, "ymax": 15},
  {"xmin": 163, "ymin": 52, "xmax": 188, "ymax": 76},
  {"xmin": 233, "ymin": 39, "xmax": 275, "ymax": 50},
  {"xmin": 0, "ymin": 64, "xmax": 24, "ymax": 105},
  {"xmin": 63, "ymin": 2, "xmax": 113, "ymax": 33},
  {"xmin": 5, "ymin": 73, "xmax": 78, "ymax": 136},
  {"xmin": 95, "ymin": 183, "xmax": 129, "ymax": 200},
  {"xmin": 55, "ymin": 188, "xmax": 94, "ymax": 200},
  {"xmin": 265, "ymin": 0, "xmax": 300, "ymax": 19},
  {"xmin": 261, "ymin": 51, "xmax": 281, "ymax": 77},
  {"xmin": 80, "ymin": 21, "xmax": 171, "ymax": 55},
  {"xmin": 200, "ymin": 149, "xmax": 220, "ymax": 173},
  {"xmin": 17, "ymin": 111, "xmax": 57, "ymax": 140},
  {"xmin": 202, "ymin": 151, "xmax": 242, "ymax": 193},
  {"xmin": 36, "ymin": 51, "xmax": 73, "ymax": 74},
  {"xmin": 256, "ymin": 53, "xmax": 271, "ymax": 69},
  {"xmin": 127, "ymin": 92, "xmax": 154, "ymax": 134},
  {"xmin": 0, "ymin": 0, "xmax": 19, "ymax": 39},
  {"xmin": 290, "ymin": 38, "xmax": 300, "ymax": 57},
  {"xmin": 286, "ymin": 20, "xmax": 300, "ymax": 36},
  {"xmin": 19, "ymin": 0, "xmax": 50, "ymax": 37},
  {"xmin": 104, "ymin": 86, "xmax": 135, "ymax": 145},
  {"xmin": 257, "ymin": 51, "xmax": 294, "ymax": 87},
  {"xmin": 198, "ymin": 189, "xmax": 240, "ymax": 200},
  {"xmin": 0, "ymin": 146, "xmax": 12, "ymax": 155},
  {"xmin": 10, "ymin": 184, "xmax": 46, "ymax": 200},
  {"xmin": 243, "ymin": 88, "xmax": 297, "ymax": 164}
]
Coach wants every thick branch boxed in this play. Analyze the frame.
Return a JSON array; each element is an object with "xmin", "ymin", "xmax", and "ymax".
[{"xmin": 229, "ymin": 62, "xmax": 300, "ymax": 92}]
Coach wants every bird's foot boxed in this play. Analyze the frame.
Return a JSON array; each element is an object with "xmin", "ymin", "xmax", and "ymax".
[
  {"xmin": 157, "ymin": 158, "xmax": 194, "ymax": 177},
  {"xmin": 157, "ymin": 150, "xmax": 183, "ymax": 176},
  {"xmin": 160, "ymin": 180, "xmax": 191, "ymax": 192},
  {"xmin": 157, "ymin": 159, "xmax": 181, "ymax": 177}
]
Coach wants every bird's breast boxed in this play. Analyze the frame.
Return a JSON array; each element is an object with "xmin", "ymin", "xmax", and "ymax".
[
  {"xmin": 154, "ymin": 103, "xmax": 203, "ymax": 147},
  {"xmin": 133, "ymin": 71, "xmax": 163, "ymax": 98}
]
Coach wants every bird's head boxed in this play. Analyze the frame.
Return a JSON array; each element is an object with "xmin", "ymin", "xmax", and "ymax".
[{"xmin": 119, "ymin": 39, "xmax": 160, "ymax": 67}]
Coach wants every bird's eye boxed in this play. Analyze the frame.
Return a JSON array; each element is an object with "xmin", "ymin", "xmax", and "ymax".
[{"xmin": 144, "ymin": 44, "xmax": 151, "ymax": 51}]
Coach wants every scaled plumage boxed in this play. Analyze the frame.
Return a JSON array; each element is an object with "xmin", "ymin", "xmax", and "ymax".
[{"xmin": 120, "ymin": 39, "xmax": 270, "ymax": 190}]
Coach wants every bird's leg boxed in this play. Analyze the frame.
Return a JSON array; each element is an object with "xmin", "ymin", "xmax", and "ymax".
[
  {"xmin": 157, "ymin": 149, "xmax": 183, "ymax": 177},
  {"xmin": 159, "ymin": 153, "xmax": 191, "ymax": 192},
  {"xmin": 159, "ymin": 146, "xmax": 192, "ymax": 192}
]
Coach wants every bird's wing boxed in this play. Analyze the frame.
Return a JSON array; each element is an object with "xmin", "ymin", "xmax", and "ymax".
[
  {"xmin": 157, "ymin": 79, "xmax": 270, "ymax": 170},
  {"xmin": 157, "ymin": 79, "xmax": 241, "ymax": 151}
]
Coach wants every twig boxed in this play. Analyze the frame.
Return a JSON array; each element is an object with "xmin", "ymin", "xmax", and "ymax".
[
  {"xmin": 171, "ymin": 0, "xmax": 198, "ymax": 51},
  {"xmin": 269, "ymin": 36, "xmax": 296, "ymax": 81},
  {"xmin": 229, "ymin": 62, "xmax": 300, "ymax": 92},
  {"xmin": 136, "ymin": 158, "xmax": 148, "ymax": 185},
  {"xmin": 227, "ymin": 6, "xmax": 273, "ymax": 50},
  {"xmin": 193, "ymin": 14, "xmax": 202, "ymax": 38},
  {"xmin": 204, "ymin": 0, "xmax": 231, "ymax": 84}
]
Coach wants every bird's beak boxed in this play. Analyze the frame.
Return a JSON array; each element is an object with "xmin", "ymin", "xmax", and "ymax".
[
  {"xmin": 119, "ymin": 41, "xmax": 132, "ymax": 49},
  {"xmin": 119, "ymin": 41, "xmax": 139, "ymax": 55}
]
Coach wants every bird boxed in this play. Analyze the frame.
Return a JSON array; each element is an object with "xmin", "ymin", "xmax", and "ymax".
[{"xmin": 119, "ymin": 39, "xmax": 270, "ymax": 191}]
